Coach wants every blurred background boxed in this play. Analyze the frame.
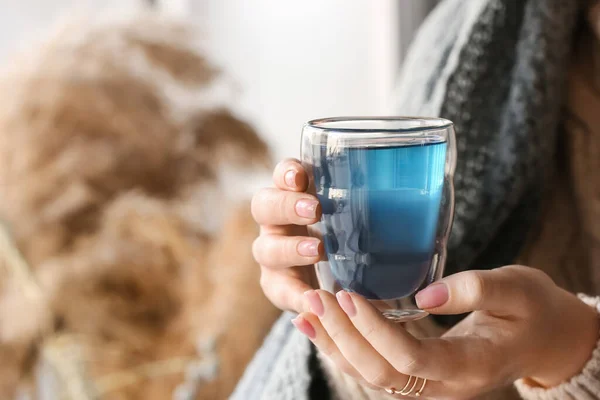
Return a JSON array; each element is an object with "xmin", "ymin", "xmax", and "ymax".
[
  {"xmin": 0, "ymin": 1, "xmax": 438, "ymax": 399},
  {"xmin": 0, "ymin": 0, "xmax": 437, "ymax": 159}
]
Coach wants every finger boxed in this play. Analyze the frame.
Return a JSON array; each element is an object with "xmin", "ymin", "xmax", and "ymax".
[
  {"xmin": 337, "ymin": 291, "xmax": 481, "ymax": 386},
  {"xmin": 308, "ymin": 291, "xmax": 455, "ymax": 398},
  {"xmin": 291, "ymin": 313, "xmax": 367, "ymax": 384},
  {"xmin": 415, "ymin": 266, "xmax": 546, "ymax": 316},
  {"xmin": 337, "ymin": 291, "xmax": 454, "ymax": 380},
  {"xmin": 253, "ymin": 235, "xmax": 323, "ymax": 268},
  {"xmin": 251, "ymin": 188, "xmax": 321, "ymax": 226},
  {"xmin": 260, "ymin": 267, "xmax": 313, "ymax": 313},
  {"xmin": 273, "ymin": 158, "xmax": 309, "ymax": 192},
  {"xmin": 304, "ymin": 290, "xmax": 409, "ymax": 390}
]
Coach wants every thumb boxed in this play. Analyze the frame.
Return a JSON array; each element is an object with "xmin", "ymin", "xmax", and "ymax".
[{"xmin": 415, "ymin": 266, "xmax": 540, "ymax": 315}]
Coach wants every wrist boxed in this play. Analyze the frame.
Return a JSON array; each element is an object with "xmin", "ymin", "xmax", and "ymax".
[{"xmin": 528, "ymin": 291, "xmax": 599, "ymax": 388}]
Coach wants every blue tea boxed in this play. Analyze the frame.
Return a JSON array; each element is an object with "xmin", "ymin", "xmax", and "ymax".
[{"xmin": 311, "ymin": 141, "xmax": 447, "ymax": 300}]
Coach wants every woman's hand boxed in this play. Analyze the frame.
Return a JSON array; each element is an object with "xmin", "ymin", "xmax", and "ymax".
[
  {"xmin": 294, "ymin": 266, "xmax": 599, "ymax": 399},
  {"xmin": 251, "ymin": 159, "xmax": 322, "ymax": 313},
  {"xmin": 251, "ymin": 160, "xmax": 599, "ymax": 398}
]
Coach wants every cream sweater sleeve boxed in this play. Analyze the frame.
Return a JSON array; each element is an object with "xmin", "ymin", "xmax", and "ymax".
[{"xmin": 515, "ymin": 294, "xmax": 600, "ymax": 400}]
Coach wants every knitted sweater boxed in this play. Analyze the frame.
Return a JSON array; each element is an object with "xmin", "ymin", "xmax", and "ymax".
[{"xmin": 232, "ymin": 0, "xmax": 600, "ymax": 399}]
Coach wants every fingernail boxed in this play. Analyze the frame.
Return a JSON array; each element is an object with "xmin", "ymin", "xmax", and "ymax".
[
  {"xmin": 296, "ymin": 199, "xmax": 319, "ymax": 219},
  {"xmin": 415, "ymin": 283, "xmax": 449, "ymax": 309},
  {"xmin": 336, "ymin": 290, "xmax": 356, "ymax": 317},
  {"xmin": 304, "ymin": 290, "xmax": 325, "ymax": 317},
  {"xmin": 292, "ymin": 316, "xmax": 316, "ymax": 339},
  {"xmin": 298, "ymin": 240, "xmax": 320, "ymax": 257},
  {"xmin": 284, "ymin": 170, "xmax": 297, "ymax": 188}
]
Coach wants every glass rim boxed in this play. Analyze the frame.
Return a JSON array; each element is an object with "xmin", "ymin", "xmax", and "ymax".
[{"xmin": 305, "ymin": 116, "xmax": 453, "ymax": 134}]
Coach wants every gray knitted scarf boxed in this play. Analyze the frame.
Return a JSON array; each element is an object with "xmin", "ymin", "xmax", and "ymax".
[{"xmin": 231, "ymin": 0, "xmax": 580, "ymax": 398}]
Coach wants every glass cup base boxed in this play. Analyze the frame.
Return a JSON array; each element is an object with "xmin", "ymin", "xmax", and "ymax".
[
  {"xmin": 381, "ymin": 308, "xmax": 429, "ymax": 322},
  {"xmin": 367, "ymin": 296, "xmax": 429, "ymax": 322}
]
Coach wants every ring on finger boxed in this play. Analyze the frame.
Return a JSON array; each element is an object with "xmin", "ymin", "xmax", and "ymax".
[{"xmin": 385, "ymin": 376, "xmax": 427, "ymax": 397}]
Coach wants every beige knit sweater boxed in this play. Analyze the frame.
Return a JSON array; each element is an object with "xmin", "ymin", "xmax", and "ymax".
[{"xmin": 322, "ymin": 3, "xmax": 600, "ymax": 400}]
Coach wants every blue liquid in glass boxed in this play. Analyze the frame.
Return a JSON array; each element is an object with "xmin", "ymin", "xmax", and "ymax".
[{"xmin": 312, "ymin": 141, "xmax": 447, "ymax": 300}]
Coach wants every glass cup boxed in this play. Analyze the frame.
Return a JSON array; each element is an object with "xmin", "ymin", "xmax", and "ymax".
[{"xmin": 301, "ymin": 117, "xmax": 456, "ymax": 321}]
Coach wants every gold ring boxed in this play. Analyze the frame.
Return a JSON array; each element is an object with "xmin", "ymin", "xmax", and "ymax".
[
  {"xmin": 415, "ymin": 378, "xmax": 427, "ymax": 397},
  {"xmin": 386, "ymin": 375, "xmax": 424, "ymax": 396},
  {"xmin": 399, "ymin": 375, "xmax": 419, "ymax": 395}
]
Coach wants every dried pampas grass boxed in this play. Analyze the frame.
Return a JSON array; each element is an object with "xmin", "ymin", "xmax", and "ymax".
[{"xmin": 0, "ymin": 13, "xmax": 279, "ymax": 400}]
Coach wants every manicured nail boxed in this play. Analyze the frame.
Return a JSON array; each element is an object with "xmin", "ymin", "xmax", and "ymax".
[
  {"xmin": 295, "ymin": 199, "xmax": 319, "ymax": 219},
  {"xmin": 304, "ymin": 290, "xmax": 325, "ymax": 317},
  {"xmin": 415, "ymin": 283, "xmax": 449, "ymax": 309},
  {"xmin": 298, "ymin": 240, "xmax": 320, "ymax": 257},
  {"xmin": 336, "ymin": 290, "xmax": 356, "ymax": 317},
  {"xmin": 284, "ymin": 170, "xmax": 297, "ymax": 188},
  {"xmin": 292, "ymin": 315, "xmax": 316, "ymax": 339}
]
